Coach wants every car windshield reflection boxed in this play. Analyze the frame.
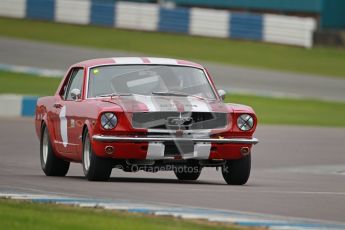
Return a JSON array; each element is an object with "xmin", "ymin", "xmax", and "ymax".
[{"xmin": 88, "ymin": 65, "xmax": 217, "ymax": 100}]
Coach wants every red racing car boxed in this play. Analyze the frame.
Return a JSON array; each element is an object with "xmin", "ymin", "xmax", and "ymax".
[{"xmin": 35, "ymin": 57, "xmax": 258, "ymax": 184}]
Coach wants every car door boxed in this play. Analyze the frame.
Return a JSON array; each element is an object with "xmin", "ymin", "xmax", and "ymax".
[{"xmin": 53, "ymin": 67, "xmax": 84, "ymax": 156}]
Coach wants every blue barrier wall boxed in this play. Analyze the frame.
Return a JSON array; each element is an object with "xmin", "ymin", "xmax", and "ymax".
[
  {"xmin": 26, "ymin": 0, "xmax": 55, "ymax": 21},
  {"xmin": 230, "ymin": 13, "xmax": 263, "ymax": 41},
  {"xmin": 159, "ymin": 8, "xmax": 190, "ymax": 33},
  {"xmin": 90, "ymin": 0, "xmax": 116, "ymax": 27},
  {"xmin": 0, "ymin": 95, "xmax": 38, "ymax": 117},
  {"xmin": 0, "ymin": 0, "xmax": 316, "ymax": 48},
  {"xmin": 172, "ymin": 0, "xmax": 345, "ymax": 29},
  {"xmin": 22, "ymin": 97, "xmax": 38, "ymax": 117}
]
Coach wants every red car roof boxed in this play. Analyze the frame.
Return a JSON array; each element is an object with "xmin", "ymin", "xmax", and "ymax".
[{"xmin": 73, "ymin": 57, "xmax": 203, "ymax": 69}]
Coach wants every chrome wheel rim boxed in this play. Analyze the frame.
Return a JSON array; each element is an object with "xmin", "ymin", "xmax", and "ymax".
[
  {"xmin": 83, "ymin": 135, "xmax": 91, "ymax": 171},
  {"xmin": 42, "ymin": 129, "xmax": 49, "ymax": 165}
]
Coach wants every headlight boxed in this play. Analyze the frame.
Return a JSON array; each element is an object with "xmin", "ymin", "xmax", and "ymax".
[
  {"xmin": 237, "ymin": 114, "xmax": 254, "ymax": 131},
  {"xmin": 101, "ymin": 112, "xmax": 118, "ymax": 130}
]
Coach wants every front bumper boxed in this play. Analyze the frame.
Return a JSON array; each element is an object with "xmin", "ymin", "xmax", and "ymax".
[
  {"xmin": 92, "ymin": 135, "xmax": 259, "ymax": 145},
  {"xmin": 91, "ymin": 135, "xmax": 258, "ymax": 160}
]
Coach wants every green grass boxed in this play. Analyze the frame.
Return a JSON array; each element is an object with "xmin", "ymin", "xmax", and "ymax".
[
  {"xmin": 2, "ymin": 70, "xmax": 345, "ymax": 127},
  {"xmin": 0, "ymin": 199, "xmax": 242, "ymax": 230},
  {"xmin": 225, "ymin": 94, "xmax": 345, "ymax": 127},
  {"xmin": 0, "ymin": 17, "xmax": 345, "ymax": 78},
  {"xmin": 0, "ymin": 70, "xmax": 60, "ymax": 96}
]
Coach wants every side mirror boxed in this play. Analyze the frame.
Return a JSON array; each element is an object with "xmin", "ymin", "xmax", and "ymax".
[
  {"xmin": 71, "ymin": 88, "xmax": 81, "ymax": 101},
  {"xmin": 217, "ymin": 89, "xmax": 226, "ymax": 101}
]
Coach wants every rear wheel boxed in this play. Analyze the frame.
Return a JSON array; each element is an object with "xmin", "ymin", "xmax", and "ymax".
[
  {"xmin": 174, "ymin": 165, "xmax": 202, "ymax": 181},
  {"xmin": 40, "ymin": 125, "xmax": 70, "ymax": 176},
  {"xmin": 222, "ymin": 155, "xmax": 251, "ymax": 185},
  {"xmin": 82, "ymin": 130, "xmax": 112, "ymax": 181}
]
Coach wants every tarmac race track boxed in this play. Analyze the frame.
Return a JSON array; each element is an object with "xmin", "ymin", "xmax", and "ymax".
[{"xmin": 0, "ymin": 118, "xmax": 345, "ymax": 223}]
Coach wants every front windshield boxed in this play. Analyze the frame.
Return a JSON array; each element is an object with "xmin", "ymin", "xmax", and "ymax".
[{"xmin": 88, "ymin": 65, "xmax": 217, "ymax": 100}]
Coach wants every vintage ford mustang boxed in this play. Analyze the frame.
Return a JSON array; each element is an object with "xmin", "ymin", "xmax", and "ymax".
[{"xmin": 35, "ymin": 57, "xmax": 258, "ymax": 184}]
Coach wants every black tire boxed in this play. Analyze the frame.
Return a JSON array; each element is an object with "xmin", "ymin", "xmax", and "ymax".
[
  {"xmin": 174, "ymin": 165, "xmax": 202, "ymax": 181},
  {"xmin": 40, "ymin": 125, "xmax": 70, "ymax": 176},
  {"xmin": 82, "ymin": 130, "xmax": 112, "ymax": 181},
  {"xmin": 222, "ymin": 155, "xmax": 251, "ymax": 185}
]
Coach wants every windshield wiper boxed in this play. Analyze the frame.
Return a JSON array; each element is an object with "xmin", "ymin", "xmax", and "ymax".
[
  {"xmin": 152, "ymin": 91, "xmax": 189, "ymax": 97},
  {"xmin": 97, "ymin": 92, "xmax": 132, "ymax": 97},
  {"xmin": 152, "ymin": 91, "xmax": 211, "ymax": 101}
]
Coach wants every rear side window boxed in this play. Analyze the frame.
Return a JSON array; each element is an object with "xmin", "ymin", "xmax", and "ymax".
[{"xmin": 64, "ymin": 68, "xmax": 84, "ymax": 100}]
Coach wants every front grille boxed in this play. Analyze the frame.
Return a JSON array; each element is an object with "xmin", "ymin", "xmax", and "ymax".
[{"xmin": 132, "ymin": 112, "xmax": 228, "ymax": 130}]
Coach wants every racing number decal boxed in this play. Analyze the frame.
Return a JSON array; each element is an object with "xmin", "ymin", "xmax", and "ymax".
[{"xmin": 59, "ymin": 105, "xmax": 68, "ymax": 147}]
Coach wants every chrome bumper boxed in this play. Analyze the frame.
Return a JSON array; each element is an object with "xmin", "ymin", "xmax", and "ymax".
[{"xmin": 92, "ymin": 135, "xmax": 259, "ymax": 145}]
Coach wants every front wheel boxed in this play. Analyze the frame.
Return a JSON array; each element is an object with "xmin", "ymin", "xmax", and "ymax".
[
  {"xmin": 174, "ymin": 165, "xmax": 202, "ymax": 181},
  {"xmin": 40, "ymin": 125, "xmax": 70, "ymax": 176},
  {"xmin": 222, "ymin": 155, "xmax": 251, "ymax": 185},
  {"xmin": 82, "ymin": 130, "xmax": 112, "ymax": 181}
]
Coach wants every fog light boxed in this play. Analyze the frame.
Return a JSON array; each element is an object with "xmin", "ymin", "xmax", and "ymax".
[
  {"xmin": 105, "ymin": 146, "xmax": 114, "ymax": 155},
  {"xmin": 240, "ymin": 147, "xmax": 250, "ymax": 156}
]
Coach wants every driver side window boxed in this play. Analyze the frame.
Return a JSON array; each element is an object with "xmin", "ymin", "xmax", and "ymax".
[{"xmin": 64, "ymin": 68, "xmax": 84, "ymax": 100}]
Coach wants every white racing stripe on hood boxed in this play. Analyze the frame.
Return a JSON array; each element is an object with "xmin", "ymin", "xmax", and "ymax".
[
  {"xmin": 149, "ymin": 96, "xmax": 212, "ymax": 112},
  {"xmin": 133, "ymin": 94, "xmax": 156, "ymax": 111},
  {"xmin": 186, "ymin": 97, "xmax": 211, "ymax": 112},
  {"xmin": 132, "ymin": 95, "xmax": 179, "ymax": 112},
  {"xmin": 116, "ymin": 95, "xmax": 216, "ymax": 112},
  {"xmin": 155, "ymin": 97, "xmax": 178, "ymax": 112}
]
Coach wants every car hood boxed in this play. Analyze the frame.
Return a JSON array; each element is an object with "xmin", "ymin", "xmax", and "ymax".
[{"xmin": 100, "ymin": 95, "xmax": 228, "ymax": 113}]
